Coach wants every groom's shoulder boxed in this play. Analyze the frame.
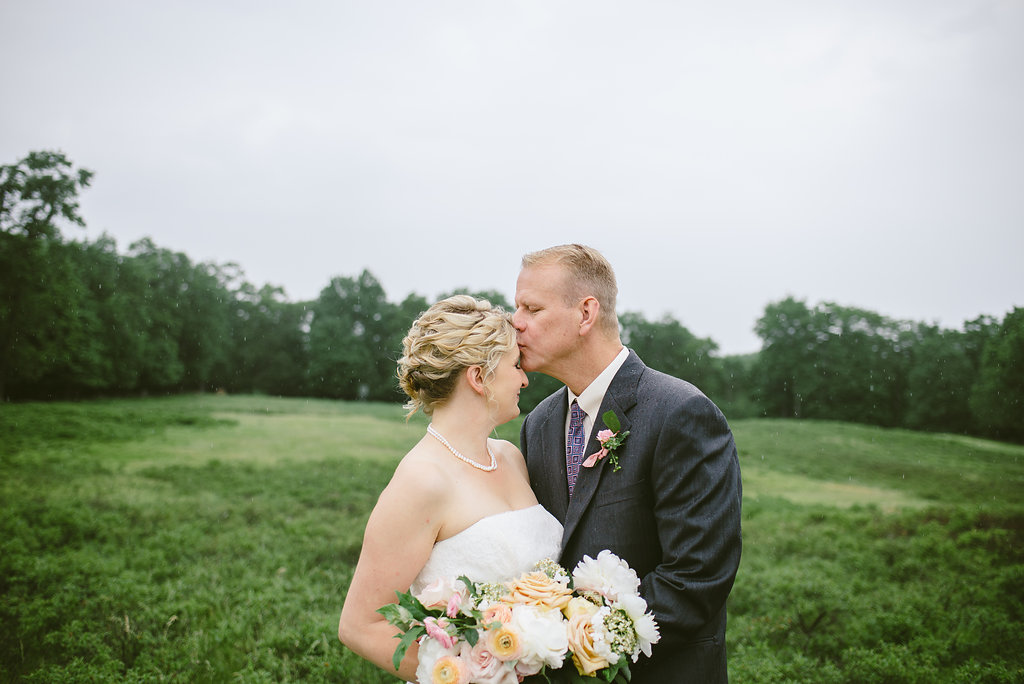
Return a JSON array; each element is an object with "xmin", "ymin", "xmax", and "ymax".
[
  {"xmin": 535, "ymin": 387, "xmax": 565, "ymax": 413},
  {"xmin": 634, "ymin": 362, "xmax": 721, "ymax": 414},
  {"xmin": 524, "ymin": 387, "xmax": 564, "ymax": 423},
  {"xmin": 635, "ymin": 360, "xmax": 703, "ymax": 397}
]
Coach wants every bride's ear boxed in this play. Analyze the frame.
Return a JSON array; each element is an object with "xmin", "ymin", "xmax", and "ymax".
[{"xmin": 465, "ymin": 365, "xmax": 486, "ymax": 395}]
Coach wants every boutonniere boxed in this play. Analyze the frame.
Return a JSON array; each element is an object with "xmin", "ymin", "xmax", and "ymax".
[{"xmin": 582, "ymin": 410, "xmax": 630, "ymax": 471}]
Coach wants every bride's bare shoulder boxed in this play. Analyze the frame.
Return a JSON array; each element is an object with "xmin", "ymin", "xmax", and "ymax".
[
  {"xmin": 387, "ymin": 441, "xmax": 451, "ymax": 498},
  {"xmin": 490, "ymin": 438, "xmax": 529, "ymax": 477}
]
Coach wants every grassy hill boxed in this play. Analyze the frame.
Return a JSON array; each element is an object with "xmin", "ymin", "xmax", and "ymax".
[{"xmin": 1, "ymin": 395, "xmax": 1021, "ymax": 682}]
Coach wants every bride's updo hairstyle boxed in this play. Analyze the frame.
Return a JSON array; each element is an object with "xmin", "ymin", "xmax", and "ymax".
[{"xmin": 397, "ymin": 295, "xmax": 516, "ymax": 417}]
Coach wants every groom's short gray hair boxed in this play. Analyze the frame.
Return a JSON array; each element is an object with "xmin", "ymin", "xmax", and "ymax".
[{"xmin": 522, "ymin": 244, "xmax": 619, "ymax": 334}]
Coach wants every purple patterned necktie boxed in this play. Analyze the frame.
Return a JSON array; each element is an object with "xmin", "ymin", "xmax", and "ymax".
[{"xmin": 566, "ymin": 400, "xmax": 586, "ymax": 496}]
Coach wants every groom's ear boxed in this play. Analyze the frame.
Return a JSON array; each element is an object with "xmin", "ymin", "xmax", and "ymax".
[{"xmin": 578, "ymin": 296, "xmax": 600, "ymax": 336}]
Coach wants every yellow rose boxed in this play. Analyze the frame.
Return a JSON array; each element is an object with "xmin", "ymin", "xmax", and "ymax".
[
  {"xmin": 567, "ymin": 614, "xmax": 609, "ymax": 676},
  {"xmin": 506, "ymin": 571, "xmax": 572, "ymax": 611},
  {"xmin": 564, "ymin": 596, "xmax": 600, "ymax": 621}
]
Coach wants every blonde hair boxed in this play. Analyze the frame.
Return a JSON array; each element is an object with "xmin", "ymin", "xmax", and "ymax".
[
  {"xmin": 521, "ymin": 243, "xmax": 619, "ymax": 334},
  {"xmin": 397, "ymin": 295, "xmax": 517, "ymax": 417}
]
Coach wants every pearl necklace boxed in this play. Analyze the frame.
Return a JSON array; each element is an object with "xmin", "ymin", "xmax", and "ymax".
[{"xmin": 427, "ymin": 424, "xmax": 498, "ymax": 472}]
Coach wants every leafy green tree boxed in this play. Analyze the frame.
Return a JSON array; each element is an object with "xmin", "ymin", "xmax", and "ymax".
[
  {"xmin": 962, "ymin": 314, "xmax": 1000, "ymax": 371},
  {"xmin": 714, "ymin": 353, "xmax": 762, "ymax": 419},
  {"xmin": 177, "ymin": 261, "xmax": 233, "ymax": 392},
  {"xmin": 125, "ymin": 239, "xmax": 193, "ymax": 391},
  {"xmin": 620, "ymin": 311, "xmax": 723, "ymax": 398},
  {"xmin": 0, "ymin": 151, "xmax": 94, "ymax": 399},
  {"xmin": 809, "ymin": 303, "xmax": 908, "ymax": 427},
  {"xmin": 307, "ymin": 270, "xmax": 399, "ymax": 400},
  {"xmin": 0, "ymin": 151, "xmax": 94, "ymax": 240},
  {"xmin": 970, "ymin": 308, "xmax": 1024, "ymax": 441},
  {"xmin": 754, "ymin": 298, "xmax": 909, "ymax": 426},
  {"xmin": 438, "ymin": 288, "xmax": 513, "ymax": 311},
  {"xmin": 226, "ymin": 283, "xmax": 309, "ymax": 396},
  {"xmin": 754, "ymin": 297, "xmax": 819, "ymax": 418},
  {"xmin": 903, "ymin": 326, "xmax": 976, "ymax": 434}
]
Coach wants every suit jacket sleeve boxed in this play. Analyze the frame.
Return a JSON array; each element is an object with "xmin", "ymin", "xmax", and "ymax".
[{"xmin": 641, "ymin": 386, "xmax": 742, "ymax": 645}]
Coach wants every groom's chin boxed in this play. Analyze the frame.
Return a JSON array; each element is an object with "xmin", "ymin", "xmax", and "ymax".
[{"xmin": 519, "ymin": 355, "xmax": 541, "ymax": 374}]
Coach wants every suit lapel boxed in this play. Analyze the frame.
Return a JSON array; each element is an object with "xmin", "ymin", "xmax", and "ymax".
[
  {"xmin": 560, "ymin": 351, "xmax": 643, "ymax": 549},
  {"xmin": 535, "ymin": 389, "xmax": 570, "ymax": 522}
]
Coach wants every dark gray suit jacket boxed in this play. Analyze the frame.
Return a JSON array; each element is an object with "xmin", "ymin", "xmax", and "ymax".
[{"xmin": 520, "ymin": 350, "xmax": 742, "ymax": 683}]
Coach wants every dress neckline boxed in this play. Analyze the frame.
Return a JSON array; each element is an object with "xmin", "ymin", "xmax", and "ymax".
[{"xmin": 436, "ymin": 504, "xmax": 545, "ymax": 546}]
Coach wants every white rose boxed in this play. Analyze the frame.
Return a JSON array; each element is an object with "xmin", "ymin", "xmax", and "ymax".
[
  {"xmin": 507, "ymin": 604, "xmax": 569, "ymax": 671},
  {"xmin": 572, "ymin": 550, "xmax": 640, "ymax": 603}
]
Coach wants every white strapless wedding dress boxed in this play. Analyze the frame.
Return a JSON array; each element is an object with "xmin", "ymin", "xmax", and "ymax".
[{"xmin": 410, "ymin": 504, "xmax": 564, "ymax": 596}]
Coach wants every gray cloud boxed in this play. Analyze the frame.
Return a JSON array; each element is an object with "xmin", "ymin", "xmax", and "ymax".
[{"xmin": 3, "ymin": 0, "xmax": 1021, "ymax": 354}]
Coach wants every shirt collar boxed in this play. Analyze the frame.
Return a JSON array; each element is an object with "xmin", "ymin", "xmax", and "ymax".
[{"xmin": 567, "ymin": 346, "xmax": 629, "ymax": 419}]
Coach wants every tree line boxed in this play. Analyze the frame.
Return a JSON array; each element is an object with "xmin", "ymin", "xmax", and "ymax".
[{"xmin": 2, "ymin": 151, "xmax": 1021, "ymax": 442}]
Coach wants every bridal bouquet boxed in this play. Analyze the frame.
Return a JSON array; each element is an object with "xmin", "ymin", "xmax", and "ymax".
[{"xmin": 378, "ymin": 550, "xmax": 660, "ymax": 683}]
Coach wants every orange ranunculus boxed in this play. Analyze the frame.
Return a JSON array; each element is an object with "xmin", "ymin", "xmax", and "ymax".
[
  {"xmin": 506, "ymin": 571, "xmax": 572, "ymax": 611},
  {"xmin": 486, "ymin": 624, "xmax": 523, "ymax": 662},
  {"xmin": 431, "ymin": 654, "xmax": 470, "ymax": 684},
  {"xmin": 482, "ymin": 602, "xmax": 513, "ymax": 626}
]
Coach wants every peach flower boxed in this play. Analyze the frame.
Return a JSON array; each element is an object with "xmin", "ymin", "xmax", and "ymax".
[
  {"xmin": 431, "ymin": 654, "xmax": 470, "ymax": 684},
  {"xmin": 486, "ymin": 624, "xmax": 523, "ymax": 662},
  {"xmin": 563, "ymin": 596, "xmax": 600, "ymax": 621},
  {"xmin": 506, "ymin": 571, "xmax": 572, "ymax": 611},
  {"xmin": 566, "ymin": 613, "xmax": 610, "ymax": 676},
  {"xmin": 482, "ymin": 603, "xmax": 513, "ymax": 626}
]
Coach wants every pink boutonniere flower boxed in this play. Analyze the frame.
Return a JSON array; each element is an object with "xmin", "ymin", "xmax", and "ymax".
[{"xmin": 582, "ymin": 410, "xmax": 630, "ymax": 472}]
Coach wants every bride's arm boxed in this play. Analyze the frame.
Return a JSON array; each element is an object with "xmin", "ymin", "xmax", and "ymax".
[{"xmin": 338, "ymin": 455, "xmax": 445, "ymax": 681}]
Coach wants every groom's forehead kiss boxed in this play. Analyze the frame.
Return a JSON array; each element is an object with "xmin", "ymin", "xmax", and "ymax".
[{"xmin": 515, "ymin": 263, "xmax": 573, "ymax": 310}]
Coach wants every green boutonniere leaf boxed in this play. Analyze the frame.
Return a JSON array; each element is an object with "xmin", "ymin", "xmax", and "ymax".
[{"xmin": 602, "ymin": 410, "xmax": 621, "ymax": 433}]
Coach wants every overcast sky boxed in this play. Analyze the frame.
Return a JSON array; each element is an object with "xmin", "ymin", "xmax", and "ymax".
[{"xmin": 3, "ymin": 1, "xmax": 1021, "ymax": 355}]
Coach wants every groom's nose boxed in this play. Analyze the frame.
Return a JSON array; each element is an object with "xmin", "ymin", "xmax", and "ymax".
[{"xmin": 512, "ymin": 307, "xmax": 525, "ymax": 331}]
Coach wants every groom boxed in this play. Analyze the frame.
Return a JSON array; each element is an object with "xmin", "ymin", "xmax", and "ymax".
[{"xmin": 514, "ymin": 244, "xmax": 742, "ymax": 683}]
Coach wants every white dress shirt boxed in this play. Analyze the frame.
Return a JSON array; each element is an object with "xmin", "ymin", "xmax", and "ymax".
[{"xmin": 565, "ymin": 346, "xmax": 630, "ymax": 447}]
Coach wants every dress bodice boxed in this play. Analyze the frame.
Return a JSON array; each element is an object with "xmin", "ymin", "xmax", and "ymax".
[{"xmin": 410, "ymin": 504, "xmax": 563, "ymax": 595}]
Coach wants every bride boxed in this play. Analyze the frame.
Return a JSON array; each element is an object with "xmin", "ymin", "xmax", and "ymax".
[{"xmin": 338, "ymin": 295, "xmax": 563, "ymax": 681}]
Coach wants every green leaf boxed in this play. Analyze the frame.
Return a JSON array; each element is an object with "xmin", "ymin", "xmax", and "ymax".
[
  {"xmin": 376, "ymin": 602, "xmax": 410, "ymax": 629},
  {"xmin": 602, "ymin": 410, "xmax": 621, "ymax": 433},
  {"xmin": 396, "ymin": 590, "xmax": 434, "ymax": 621},
  {"xmin": 391, "ymin": 625, "xmax": 424, "ymax": 671}
]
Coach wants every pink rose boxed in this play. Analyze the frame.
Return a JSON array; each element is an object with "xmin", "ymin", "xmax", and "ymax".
[
  {"xmin": 597, "ymin": 429, "xmax": 615, "ymax": 444},
  {"xmin": 424, "ymin": 616, "xmax": 457, "ymax": 649},
  {"xmin": 463, "ymin": 640, "xmax": 518, "ymax": 684},
  {"xmin": 416, "ymin": 578, "xmax": 454, "ymax": 609},
  {"xmin": 446, "ymin": 591, "xmax": 463, "ymax": 618}
]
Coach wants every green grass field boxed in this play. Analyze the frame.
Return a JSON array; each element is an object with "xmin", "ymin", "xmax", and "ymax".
[{"xmin": 1, "ymin": 395, "xmax": 1022, "ymax": 682}]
